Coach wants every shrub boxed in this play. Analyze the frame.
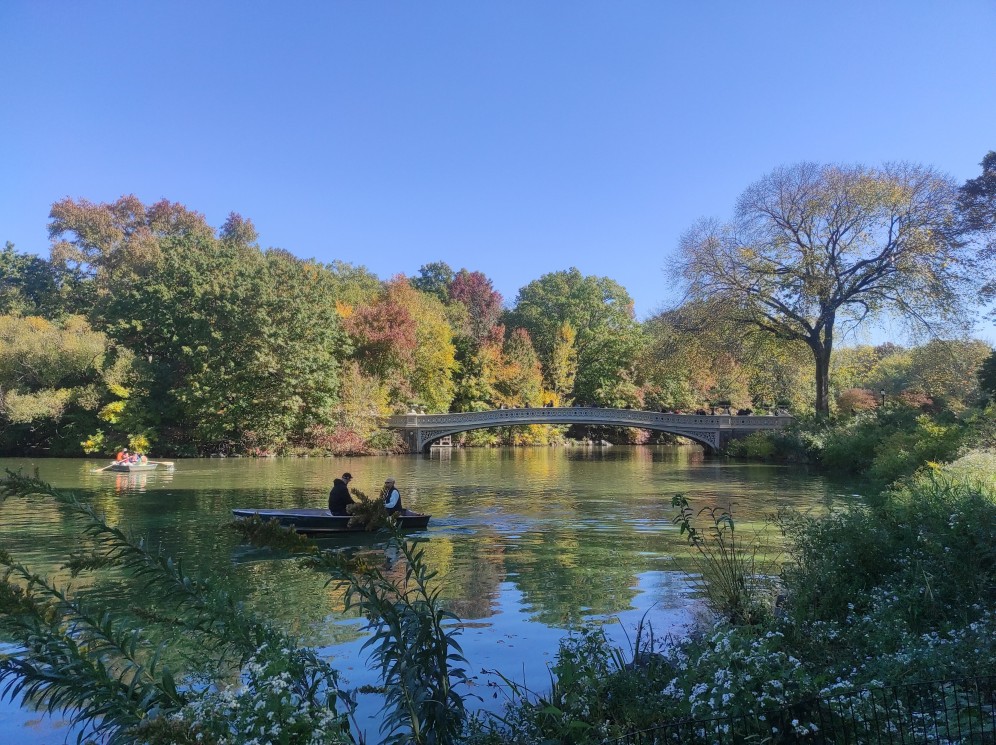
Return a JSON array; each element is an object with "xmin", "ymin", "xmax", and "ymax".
[
  {"xmin": 865, "ymin": 414, "xmax": 964, "ymax": 484},
  {"xmin": 724, "ymin": 431, "xmax": 776, "ymax": 459},
  {"xmin": 819, "ymin": 413, "xmax": 884, "ymax": 473},
  {"xmin": 837, "ymin": 387, "xmax": 880, "ymax": 415},
  {"xmin": 780, "ymin": 469, "xmax": 996, "ymax": 681},
  {"xmin": 941, "ymin": 448, "xmax": 996, "ymax": 484}
]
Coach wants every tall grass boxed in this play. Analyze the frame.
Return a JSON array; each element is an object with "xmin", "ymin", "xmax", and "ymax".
[{"xmin": 670, "ymin": 494, "xmax": 777, "ymax": 625}]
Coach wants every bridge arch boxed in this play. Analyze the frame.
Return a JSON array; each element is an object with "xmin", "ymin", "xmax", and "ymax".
[
  {"xmin": 417, "ymin": 420, "xmax": 722, "ymax": 452},
  {"xmin": 386, "ymin": 407, "xmax": 791, "ymax": 454}
]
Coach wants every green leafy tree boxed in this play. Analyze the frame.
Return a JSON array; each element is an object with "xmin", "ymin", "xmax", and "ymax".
[
  {"xmin": 411, "ymin": 261, "xmax": 455, "ymax": 303},
  {"xmin": 957, "ymin": 151, "xmax": 996, "ymax": 305},
  {"xmin": 50, "ymin": 197, "xmax": 349, "ymax": 453},
  {"xmin": 0, "ymin": 243, "xmax": 61, "ymax": 318},
  {"xmin": 0, "ymin": 315, "xmax": 131, "ymax": 454},
  {"xmin": 507, "ymin": 268, "xmax": 641, "ymax": 405},
  {"xmin": 677, "ymin": 162, "xmax": 979, "ymax": 414},
  {"xmin": 979, "ymin": 349, "xmax": 996, "ymax": 401},
  {"xmin": 451, "ymin": 330, "xmax": 503, "ymax": 413},
  {"xmin": 327, "ymin": 259, "xmax": 382, "ymax": 310}
]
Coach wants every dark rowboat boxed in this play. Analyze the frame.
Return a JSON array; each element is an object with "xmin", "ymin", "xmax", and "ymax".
[{"xmin": 231, "ymin": 508, "xmax": 431, "ymax": 535}]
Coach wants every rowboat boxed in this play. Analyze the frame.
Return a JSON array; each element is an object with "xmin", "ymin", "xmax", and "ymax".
[
  {"xmin": 230, "ymin": 508, "xmax": 431, "ymax": 535},
  {"xmin": 106, "ymin": 462, "xmax": 160, "ymax": 473}
]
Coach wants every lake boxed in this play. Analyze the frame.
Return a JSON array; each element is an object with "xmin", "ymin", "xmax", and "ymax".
[{"xmin": 0, "ymin": 446, "xmax": 855, "ymax": 742}]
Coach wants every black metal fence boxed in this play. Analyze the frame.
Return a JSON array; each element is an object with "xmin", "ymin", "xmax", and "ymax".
[{"xmin": 606, "ymin": 676, "xmax": 996, "ymax": 744}]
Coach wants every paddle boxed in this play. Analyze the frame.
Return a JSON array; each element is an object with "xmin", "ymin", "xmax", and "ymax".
[{"xmin": 92, "ymin": 463, "xmax": 117, "ymax": 473}]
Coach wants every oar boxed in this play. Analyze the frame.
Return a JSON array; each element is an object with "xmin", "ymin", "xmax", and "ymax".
[
  {"xmin": 148, "ymin": 461, "xmax": 176, "ymax": 470},
  {"xmin": 92, "ymin": 462, "xmax": 116, "ymax": 473}
]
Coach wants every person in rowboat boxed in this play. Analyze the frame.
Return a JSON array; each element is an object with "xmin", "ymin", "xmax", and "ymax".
[
  {"xmin": 328, "ymin": 472, "xmax": 354, "ymax": 516},
  {"xmin": 382, "ymin": 477, "xmax": 403, "ymax": 516}
]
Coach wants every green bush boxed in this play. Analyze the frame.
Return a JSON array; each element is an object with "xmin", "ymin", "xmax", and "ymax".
[
  {"xmin": 819, "ymin": 413, "xmax": 884, "ymax": 473},
  {"xmin": 865, "ymin": 415, "xmax": 964, "ymax": 483},
  {"xmin": 725, "ymin": 432, "xmax": 776, "ymax": 459},
  {"xmin": 779, "ymin": 469, "xmax": 996, "ymax": 682}
]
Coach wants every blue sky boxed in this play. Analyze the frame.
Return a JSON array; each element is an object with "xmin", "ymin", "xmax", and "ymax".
[{"xmin": 2, "ymin": 1, "xmax": 995, "ymax": 340}]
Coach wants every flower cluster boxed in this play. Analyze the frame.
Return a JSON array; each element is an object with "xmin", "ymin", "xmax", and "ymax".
[{"xmin": 168, "ymin": 643, "xmax": 351, "ymax": 745}]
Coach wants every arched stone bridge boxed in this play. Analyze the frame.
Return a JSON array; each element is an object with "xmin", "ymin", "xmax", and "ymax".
[{"xmin": 386, "ymin": 407, "xmax": 792, "ymax": 453}]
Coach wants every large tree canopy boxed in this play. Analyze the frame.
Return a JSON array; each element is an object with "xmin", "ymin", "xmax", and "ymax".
[
  {"xmin": 677, "ymin": 162, "xmax": 977, "ymax": 414},
  {"xmin": 45, "ymin": 197, "xmax": 350, "ymax": 453},
  {"xmin": 507, "ymin": 268, "xmax": 642, "ymax": 406}
]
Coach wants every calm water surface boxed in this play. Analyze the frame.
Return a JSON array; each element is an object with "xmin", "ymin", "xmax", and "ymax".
[{"xmin": 0, "ymin": 446, "xmax": 856, "ymax": 742}]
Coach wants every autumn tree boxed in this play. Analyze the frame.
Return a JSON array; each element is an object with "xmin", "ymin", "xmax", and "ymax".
[
  {"xmin": 346, "ymin": 278, "xmax": 457, "ymax": 413},
  {"xmin": 49, "ymin": 195, "xmax": 213, "ymax": 288},
  {"xmin": 643, "ymin": 301, "xmax": 812, "ymax": 412},
  {"xmin": 677, "ymin": 162, "xmax": 978, "ymax": 414},
  {"xmin": 451, "ymin": 326, "xmax": 504, "ymax": 412},
  {"xmin": 345, "ymin": 299, "xmax": 417, "ymax": 380},
  {"xmin": 906, "ymin": 338, "xmax": 992, "ymax": 411},
  {"xmin": 449, "ymin": 269, "xmax": 503, "ymax": 344},
  {"xmin": 386, "ymin": 278, "xmax": 458, "ymax": 412},
  {"xmin": 494, "ymin": 328, "xmax": 544, "ymax": 408},
  {"xmin": 547, "ymin": 321, "xmax": 578, "ymax": 400}
]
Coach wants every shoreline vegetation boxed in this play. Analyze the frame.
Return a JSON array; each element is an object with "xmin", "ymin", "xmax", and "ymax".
[{"xmin": 3, "ymin": 154, "xmax": 996, "ymax": 461}]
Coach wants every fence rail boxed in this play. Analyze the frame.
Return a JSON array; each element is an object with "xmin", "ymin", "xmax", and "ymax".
[{"xmin": 606, "ymin": 676, "xmax": 996, "ymax": 744}]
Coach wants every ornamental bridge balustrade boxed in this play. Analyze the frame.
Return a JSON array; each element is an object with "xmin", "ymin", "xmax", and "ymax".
[{"xmin": 385, "ymin": 407, "xmax": 792, "ymax": 453}]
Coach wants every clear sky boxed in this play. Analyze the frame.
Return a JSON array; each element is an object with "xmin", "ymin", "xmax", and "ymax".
[{"xmin": 2, "ymin": 1, "xmax": 995, "ymax": 339}]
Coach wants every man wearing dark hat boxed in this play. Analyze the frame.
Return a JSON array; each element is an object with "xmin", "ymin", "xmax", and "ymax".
[{"xmin": 328, "ymin": 472, "xmax": 354, "ymax": 515}]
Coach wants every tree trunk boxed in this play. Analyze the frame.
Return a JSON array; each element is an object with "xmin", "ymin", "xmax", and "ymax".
[{"xmin": 809, "ymin": 333, "xmax": 833, "ymax": 416}]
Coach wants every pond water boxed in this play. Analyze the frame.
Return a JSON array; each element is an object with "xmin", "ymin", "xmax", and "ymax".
[{"xmin": 0, "ymin": 446, "xmax": 857, "ymax": 742}]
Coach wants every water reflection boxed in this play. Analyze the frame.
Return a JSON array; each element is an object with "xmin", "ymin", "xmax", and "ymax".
[{"xmin": 0, "ymin": 448, "xmax": 857, "ymax": 742}]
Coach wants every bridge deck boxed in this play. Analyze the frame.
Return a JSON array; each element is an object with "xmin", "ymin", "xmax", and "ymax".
[{"xmin": 386, "ymin": 407, "xmax": 791, "ymax": 452}]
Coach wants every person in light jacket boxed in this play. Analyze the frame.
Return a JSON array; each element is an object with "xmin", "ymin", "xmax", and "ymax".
[{"xmin": 382, "ymin": 477, "xmax": 403, "ymax": 515}]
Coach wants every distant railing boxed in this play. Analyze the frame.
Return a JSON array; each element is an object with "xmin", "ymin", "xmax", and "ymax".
[{"xmin": 603, "ymin": 676, "xmax": 996, "ymax": 744}]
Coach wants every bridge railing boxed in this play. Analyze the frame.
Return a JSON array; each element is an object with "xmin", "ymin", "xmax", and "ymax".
[{"xmin": 386, "ymin": 407, "xmax": 792, "ymax": 431}]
